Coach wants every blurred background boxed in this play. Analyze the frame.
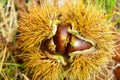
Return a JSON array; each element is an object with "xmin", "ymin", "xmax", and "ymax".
[{"xmin": 0, "ymin": 0, "xmax": 120, "ymax": 80}]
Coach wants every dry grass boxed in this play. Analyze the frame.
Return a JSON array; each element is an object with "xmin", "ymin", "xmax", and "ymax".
[{"xmin": 0, "ymin": 0, "xmax": 25, "ymax": 79}]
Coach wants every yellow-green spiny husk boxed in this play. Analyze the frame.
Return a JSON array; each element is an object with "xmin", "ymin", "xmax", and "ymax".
[
  {"xmin": 18, "ymin": 3, "xmax": 64, "ymax": 80},
  {"xmin": 61, "ymin": 1, "xmax": 115, "ymax": 79},
  {"xmin": 17, "ymin": 0, "xmax": 116, "ymax": 80}
]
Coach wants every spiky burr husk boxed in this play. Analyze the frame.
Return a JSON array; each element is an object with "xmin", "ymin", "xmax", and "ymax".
[
  {"xmin": 18, "ymin": 3, "xmax": 64, "ymax": 80},
  {"xmin": 17, "ymin": 0, "xmax": 116, "ymax": 80},
  {"xmin": 18, "ymin": 4, "xmax": 59, "ymax": 51},
  {"xmin": 61, "ymin": 1, "xmax": 116, "ymax": 79}
]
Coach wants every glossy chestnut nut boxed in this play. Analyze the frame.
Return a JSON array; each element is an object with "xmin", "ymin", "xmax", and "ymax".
[
  {"xmin": 67, "ymin": 35, "xmax": 92, "ymax": 53},
  {"xmin": 44, "ymin": 23, "xmax": 93, "ymax": 56},
  {"xmin": 114, "ymin": 66, "xmax": 120, "ymax": 80},
  {"xmin": 53, "ymin": 24, "xmax": 71, "ymax": 54},
  {"xmin": 43, "ymin": 38, "xmax": 56, "ymax": 54}
]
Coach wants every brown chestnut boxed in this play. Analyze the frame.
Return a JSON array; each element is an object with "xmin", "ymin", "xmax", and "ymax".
[
  {"xmin": 43, "ymin": 38, "xmax": 56, "ymax": 54},
  {"xmin": 114, "ymin": 66, "xmax": 120, "ymax": 80},
  {"xmin": 53, "ymin": 24, "xmax": 71, "ymax": 54},
  {"xmin": 44, "ymin": 23, "xmax": 94, "ymax": 57},
  {"xmin": 67, "ymin": 35, "xmax": 92, "ymax": 53}
]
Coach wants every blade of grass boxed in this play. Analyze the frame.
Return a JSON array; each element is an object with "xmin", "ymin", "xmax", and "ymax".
[
  {"xmin": 1, "ymin": 0, "xmax": 8, "ymax": 6},
  {"xmin": 0, "ymin": 46, "xmax": 7, "ymax": 72}
]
